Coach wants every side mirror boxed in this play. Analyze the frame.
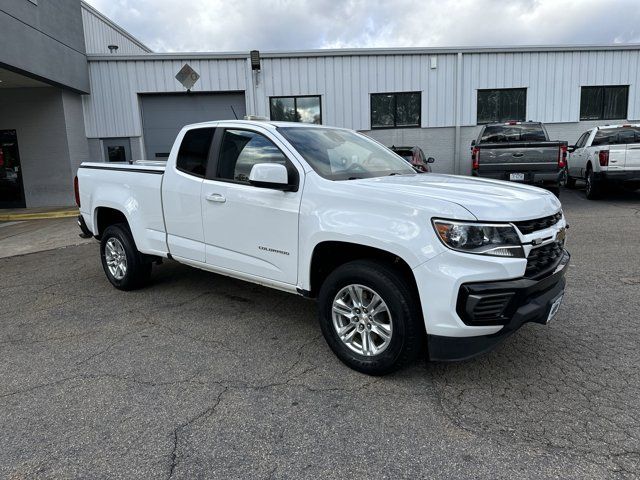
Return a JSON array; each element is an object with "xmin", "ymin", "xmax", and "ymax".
[
  {"xmin": 470, "ymin": 139, "xmax": 476, "ymax": 147},
  {"xmin": 567, "ymin": 145, "xmax": 576, "ymax": 153},
  {"xmin": 427, "ymin": 157, "xmax": 435, "ymax": 164},
  {"xmin": 249, "ymin": 163, "xmax": 295, "ymax": 191}
]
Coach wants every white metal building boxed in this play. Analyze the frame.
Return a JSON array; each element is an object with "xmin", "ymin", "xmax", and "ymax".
[{"xmin": 83, "ymin": 40, "xmax": 640, "ymax": 175}]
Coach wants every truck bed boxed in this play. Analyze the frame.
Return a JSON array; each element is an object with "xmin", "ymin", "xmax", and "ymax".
[{"xmin": 77, "ymin": 162, "xmax": 168, "ymax": 257}]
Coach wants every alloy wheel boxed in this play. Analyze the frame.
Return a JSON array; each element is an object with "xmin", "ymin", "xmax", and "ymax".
[
  {"xmin": 105, "ymin": 237, "xmax": 128, "ymax": 280},
  {"xmin": 331, "ymin": 284, "xmax": 393, "ymax": 356}
]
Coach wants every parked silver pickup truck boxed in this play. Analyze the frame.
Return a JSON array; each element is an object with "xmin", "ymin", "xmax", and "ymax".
[{"xmin": 471, "ymin": 122, "xmax": 567, "ymax": 196}]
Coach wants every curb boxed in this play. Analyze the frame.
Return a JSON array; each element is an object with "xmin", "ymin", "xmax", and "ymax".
[{"xmin": 0, "ymin": 210, "xmax": 79, "ymax": 221}]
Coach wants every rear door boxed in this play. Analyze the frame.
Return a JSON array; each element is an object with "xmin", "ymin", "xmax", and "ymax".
[
  {"xmin": 622, "ymin": 127, "xmax": 640, "ymax": 172},
  {"xmin": 201, "ymin": 127, "xmax": 303, "ymax": 284},
  {"xmin": 161, "ymin": 127, "xmax": 215, "ymax": 263},
  {"xmin": 592, "ymin": 129, "xmax": 626, "ymax": 171}
]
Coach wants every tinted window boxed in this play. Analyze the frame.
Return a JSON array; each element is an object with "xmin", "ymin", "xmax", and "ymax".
[
  {"xmin": 270, "ymin": 96, "xmax": 322, "ymax": 124},
  {"xmin": 176, "ymin": 128, "xmax": 214, "ymax": 177},
  {"xmin": 593, "ymin": 127, "xmax": 640, "ymax": 146},
  {"xmin": 371, "ymin": 92, "xmax": 420, "ymax": 128},
  {"xmin": 217, "ymin": 129, "xmax": 296, "ymax": 184},
  {"xmin": 107, "ymin": 146, "xmax": 126, "ymax": 162},
  {"xmin": 580, "ymin": 86, "xmax": 629, "ymax": 120},
  {"xmin": 480, "ymin": 123, "xmax": 546, "ymax": 143},
  {"xmin": 279, "ymin": 127, "xmax": 415, "ymax": 180},
  {"xmin": 575, "ymin": 132, "xmax": 589, "ymax": 148},
  {"xmin": 477, "ymin": 88, "xmax": 526, "ymax": 124}
]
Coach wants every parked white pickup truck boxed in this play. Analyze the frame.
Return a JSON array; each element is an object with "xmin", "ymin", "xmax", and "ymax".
[
  {"xmin": 76, "ymin": 120, "xmax": 569, "ymax": 375},
  {"xmin": 565, "ymin": 124, "xmax": 640, "ymax": 199}
]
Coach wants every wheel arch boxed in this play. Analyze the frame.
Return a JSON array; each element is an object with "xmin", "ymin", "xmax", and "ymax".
[
  {"xmin": 93, "ymin": 206, "xmax": 131, "ymax": 239},
  {"xmin": 307, "ymin": 241, "xmax": 422, "ymax": 305}
]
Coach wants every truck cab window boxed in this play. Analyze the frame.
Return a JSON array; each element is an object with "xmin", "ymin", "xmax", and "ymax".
[
  {"xmin": 176, "ymin": 128, "xmax": 214, "ymax": 177},
  {"xmin": 217, "ymin": 129, "xmax": 295, "ymax": 184}
]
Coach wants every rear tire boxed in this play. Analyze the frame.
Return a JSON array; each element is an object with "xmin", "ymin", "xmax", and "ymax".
[
  {"xmin": 585, "ymin": 167, "xmax": 601, "ymax": 200},
  {"xmin": 317, "ymin": 260, "xmax": 424, "ymax": 375},
  {"xmin": 100, "ymin": 223, "xmax": 152, "ymax": 291}
]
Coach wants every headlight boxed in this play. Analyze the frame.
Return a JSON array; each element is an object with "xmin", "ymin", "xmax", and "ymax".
[{"xmin": 432, "ymin": 219, "xmax": 524, "ymax": 258}]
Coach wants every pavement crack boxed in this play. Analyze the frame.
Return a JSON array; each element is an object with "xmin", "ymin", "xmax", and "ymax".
[{"xmin": 167, "ymin": 386, "xmax": 228, "ymax": 479}]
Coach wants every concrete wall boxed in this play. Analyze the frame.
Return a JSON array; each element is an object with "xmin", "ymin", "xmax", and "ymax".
[
  {"xmin": 0, "ymin": 0, "xmax": 89, "ymax": 92},
  {"xmin": 62, "ymin": 90, "xmax": 90, "ymax": 174},
  {"xmin": 0, "ymin": 87, "xmax": 87, "ymax": 207}
]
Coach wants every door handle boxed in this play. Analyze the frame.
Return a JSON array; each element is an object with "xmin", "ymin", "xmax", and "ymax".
[
  {"xmin": 205, "ymin": 193, "xmax": 226, "ymax": 203},
  {"xmin": 512, "ymin": 152, "xmax": 524, "ymax": 158}
]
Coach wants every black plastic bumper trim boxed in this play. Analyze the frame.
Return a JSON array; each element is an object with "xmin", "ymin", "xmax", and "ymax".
[{"xmin": 429, "ymin": 250, "xmax": 569, "ymax": 361}]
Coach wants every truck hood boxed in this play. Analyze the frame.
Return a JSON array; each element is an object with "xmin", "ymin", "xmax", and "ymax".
[{"xmin": 354, "ymin": 174, "xmax": 561, "ymax": 221}]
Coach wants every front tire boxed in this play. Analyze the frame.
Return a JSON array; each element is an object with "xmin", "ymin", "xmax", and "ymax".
[
  {"xmin": 100, "ymin": 223, "xmax": 152, "ymax": 290},
  {"xmin": 317, "ymin": 260, "xmax": 424, "ymax": 375}
]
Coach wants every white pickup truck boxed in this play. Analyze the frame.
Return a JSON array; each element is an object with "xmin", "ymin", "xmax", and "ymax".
[
  {"xmin": 565, "ymin": 124, "xmax": 640, "ymax": 199},
  {"xmin": 76, "ymin": 120, "xmax": 569, "ymax": 375}
]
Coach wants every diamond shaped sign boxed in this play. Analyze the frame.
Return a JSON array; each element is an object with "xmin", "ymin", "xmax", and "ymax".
[{"xmin": 175, "ymin": 63, "xmax": 200, "ymax": 90}]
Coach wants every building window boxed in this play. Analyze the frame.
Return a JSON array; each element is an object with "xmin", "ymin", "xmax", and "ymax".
[
  {"xmin": 269, "ymin": 96, "xmax": 322, "ymax": 124},
  {"xmin": 580, "ymin": 86, "xmax": 629, "ymax": 121},
  {"xmin": 477, "ymin": 88, "xmax": 526, "ymax": 124},
  {"xmin": 370, "ymin": 92, "xmax": 421, "ymax": 128}
]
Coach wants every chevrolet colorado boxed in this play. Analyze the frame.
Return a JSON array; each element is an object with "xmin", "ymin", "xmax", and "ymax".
[{"xmin": 76, "ymin": 120, "xmax": 569, "ymax": 375}]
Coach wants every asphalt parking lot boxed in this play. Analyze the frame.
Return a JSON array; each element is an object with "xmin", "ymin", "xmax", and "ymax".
[{"xmin": 1, "ymin": 186, "xmax": 639, "ymax": 479}]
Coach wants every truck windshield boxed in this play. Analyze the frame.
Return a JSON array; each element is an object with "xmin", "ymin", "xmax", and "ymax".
[
  {"xmin": 481, "ymin": 124, "xmax": 547, "ymax": 143},
  {"xmin": 278, "ymin": 127, "xmax": 415, "ymax": 180}
]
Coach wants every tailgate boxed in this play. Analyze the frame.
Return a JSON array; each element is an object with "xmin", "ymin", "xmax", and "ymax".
[{"xmin": 478, "ymin": 142, "xmax": 561, "ymax": 169}]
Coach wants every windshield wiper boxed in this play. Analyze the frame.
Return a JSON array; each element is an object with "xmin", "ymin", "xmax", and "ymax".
[{"xmin": 347, "ymin": 176, "xmax": 362, "ymax": 180}]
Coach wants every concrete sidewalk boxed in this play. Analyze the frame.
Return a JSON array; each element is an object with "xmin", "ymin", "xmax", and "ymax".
[
  {"xmin": 0, "ymin": 216, "xmax": 92, "ymax": 258},
  {"xmin": 0, "ymin": 206, "xmax": 78, "ymax": 221}
]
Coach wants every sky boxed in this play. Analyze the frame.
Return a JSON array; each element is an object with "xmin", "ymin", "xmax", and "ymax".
[{"xmin": 84, "ymin": 0, "xmax": 640, "ymax": 53}]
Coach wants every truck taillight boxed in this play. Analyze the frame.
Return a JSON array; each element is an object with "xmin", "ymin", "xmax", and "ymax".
[
  {"xmin": 74, "ymin": 175, "xmax": 81, "ymax": 207},
  {"xmin": 472, "ymin": 147, "xmax": 480, "ymax": 170},
  {"xmin": 558, "ymin": 145, "xmax": 567, "ymax": 168},
  {"xmin": 598, "ymin": 150, "xmax": 609, "ymax": 167}
]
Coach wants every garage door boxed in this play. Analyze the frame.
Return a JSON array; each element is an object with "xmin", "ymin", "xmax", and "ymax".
[{"xmin": 140, "ymin": 92, "xmax": 246, "ymax": 159}]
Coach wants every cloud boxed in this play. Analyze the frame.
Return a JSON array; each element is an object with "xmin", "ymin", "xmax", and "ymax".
[{"xmin": 85, "ymin": 0, "xmax": 640, "ymax": 52}]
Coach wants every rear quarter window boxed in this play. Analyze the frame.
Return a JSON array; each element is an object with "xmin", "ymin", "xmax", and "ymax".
[{"xmin": 176, "ymin": 128, "xmax": 215, "ymax": 177}]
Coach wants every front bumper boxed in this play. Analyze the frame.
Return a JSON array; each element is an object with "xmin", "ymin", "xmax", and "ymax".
[{"xmin": 427, "ymin": 250, "xmax": 569, "ymax": 361}]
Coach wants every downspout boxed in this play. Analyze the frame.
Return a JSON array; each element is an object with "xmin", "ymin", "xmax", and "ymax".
[{"xmin": 454, "ymin": 51, "xmax": 463, "ymax": 175}]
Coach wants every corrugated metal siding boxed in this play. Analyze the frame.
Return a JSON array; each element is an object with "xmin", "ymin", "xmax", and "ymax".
[
  {"xmin": 461, "ymin": 50, "xmax": 640, "ymax": 125},
  {"xmin": 253, "ymin": 54, "xmax": 457, "ymax": 129},
  {"xmin": 83, "ymin": 59, "xmax": 248, "ymax": 137},
  {"xmin": 83, "ymin": 47, "xmax": 640, "ymax": 138},
  {"xmin": 81, "ymin": 5, "xmax": 149, "ymax": 54}
]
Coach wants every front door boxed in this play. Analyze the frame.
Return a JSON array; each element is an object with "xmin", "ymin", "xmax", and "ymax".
[
  {"xmin": 201, "ymin": 128, "xmax": 302, "ymax": 285},
  {"xmin": 0, "ymin": 130, "xmax": 25, "ymax": 208}
]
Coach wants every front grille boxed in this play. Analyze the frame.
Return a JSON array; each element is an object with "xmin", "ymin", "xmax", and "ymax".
[
  {"xmin": 470, "ymin": 293, "xmax": 514, "ymax": 322},
  {"xmin": 514, "ymin": 211, "xmax": 563, "ymax": 235},
  {"xmin": 526, "ymin": 241, "xmax": 564, "ymax": 278}
]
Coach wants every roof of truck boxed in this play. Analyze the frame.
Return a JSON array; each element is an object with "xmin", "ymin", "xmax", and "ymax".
[{"xmin": 182, "ymin": 119, "xmax": 344, "ymax": 131}]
